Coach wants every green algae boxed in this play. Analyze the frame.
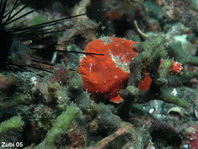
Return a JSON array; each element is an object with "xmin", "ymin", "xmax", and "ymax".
[
  {"xmin": 35, "ymin": 103, "xmax": 80, "ymax": 149},
  {"xmin": 158, "ymin": 60, "xmax": 172, "ymax": 78},
  {"xmin": 29, "ymin": 15, "xmax": 48, "ymax": 26},
  {"xmin": 159, "ymin": 91, "xmax": 191, "ymax": 110},
  {"xmin": 0, "ymin": 94, "xmax": 28, "ymax": 108},
  {"xmin": 0, "ymin": 116, "xmax": 24, "ymax": 135}
]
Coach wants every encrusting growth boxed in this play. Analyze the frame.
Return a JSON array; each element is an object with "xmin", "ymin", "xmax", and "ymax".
[
  {"xmin": 0, "ymin": 116, "xmax": 24, "ymax": 135},
  {"xmin": 35, "ymin": 103, "xmax": 80, "ymax": 149}
]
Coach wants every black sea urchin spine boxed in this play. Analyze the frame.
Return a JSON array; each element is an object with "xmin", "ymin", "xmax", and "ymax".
[{"xmin": 0, "ymin": 0, "xmax": 94, "ymax": 71}]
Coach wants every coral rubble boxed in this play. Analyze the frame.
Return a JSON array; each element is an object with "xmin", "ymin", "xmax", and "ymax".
[{"xmin": 0, "ymin": 0, "xmax": 197, "ymax": 149}]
